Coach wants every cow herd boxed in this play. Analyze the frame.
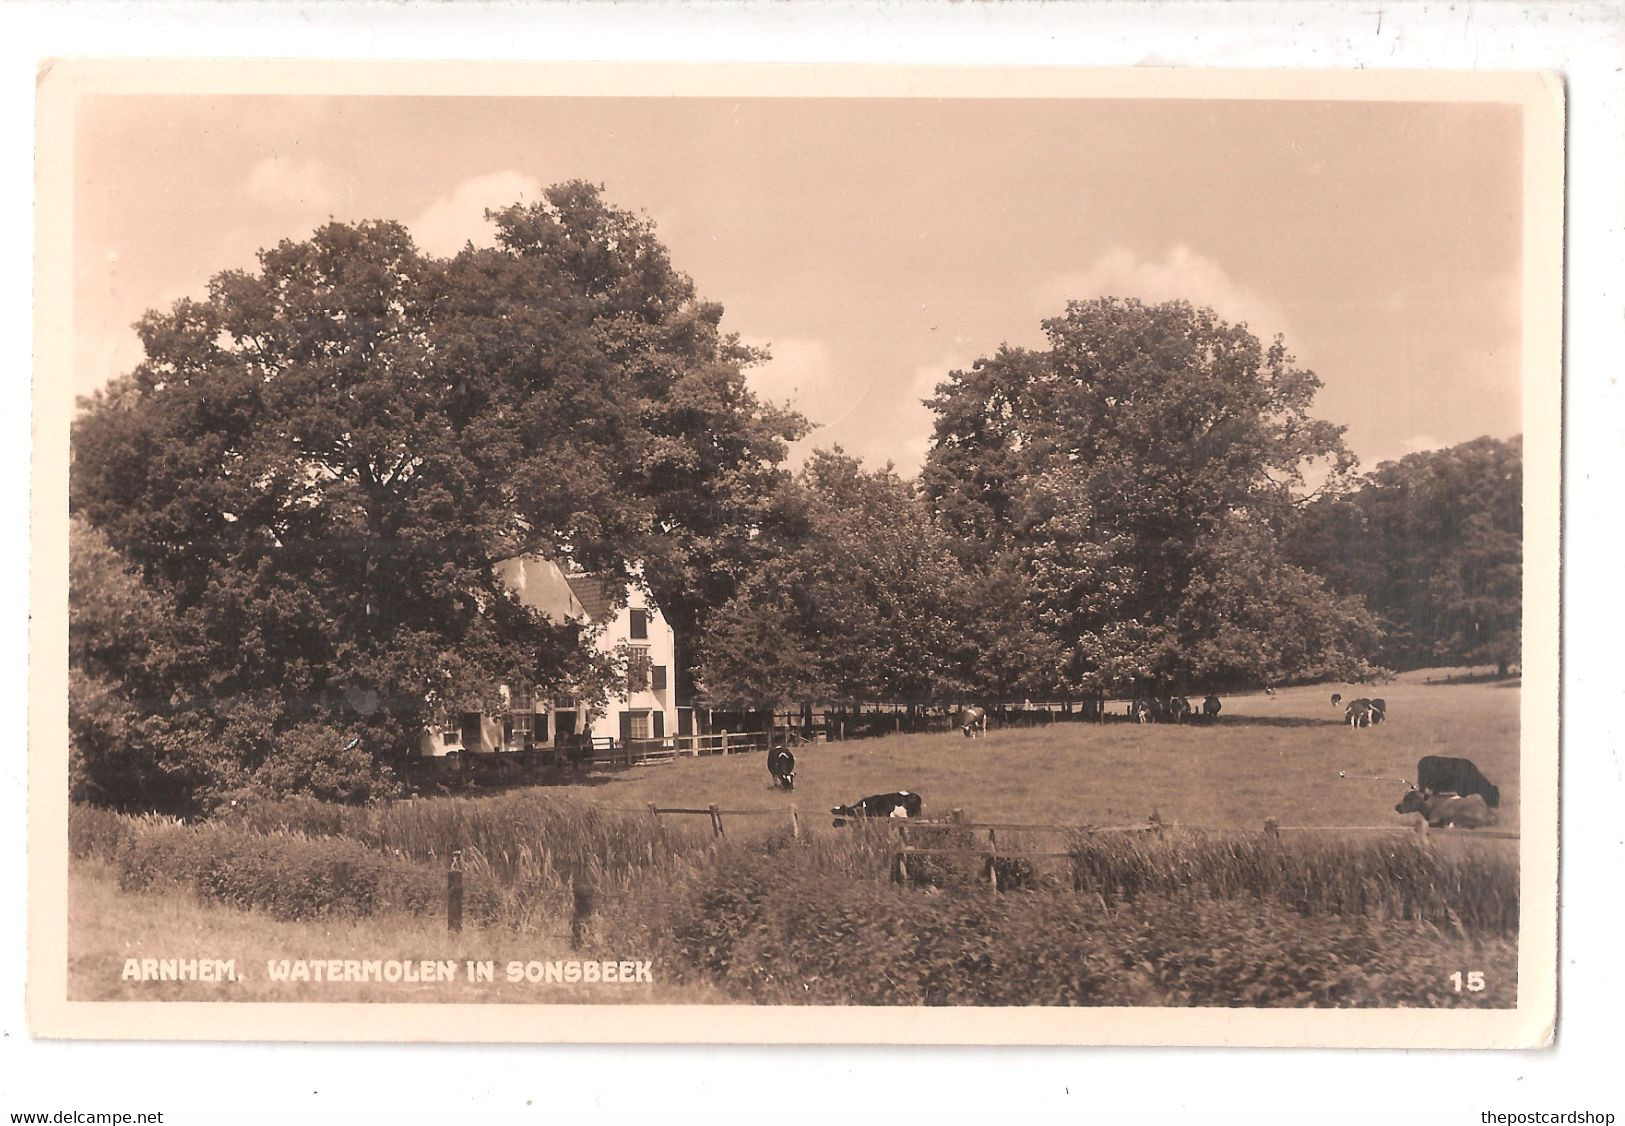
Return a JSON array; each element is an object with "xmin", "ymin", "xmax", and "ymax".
[{"xmin": 1341, "ymin": 696, "xmax": 1387, "ymax": 727}]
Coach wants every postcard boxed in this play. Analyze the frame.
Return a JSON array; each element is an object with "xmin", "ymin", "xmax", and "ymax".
[{"xmin": 30, "ymin": 61, "xmax": 1561, "ymax": 1047}]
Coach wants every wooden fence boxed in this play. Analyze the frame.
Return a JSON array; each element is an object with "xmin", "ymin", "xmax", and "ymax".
[{"xmin": 641, "ymin": 801, "xmax": 803, "ymax": 839}]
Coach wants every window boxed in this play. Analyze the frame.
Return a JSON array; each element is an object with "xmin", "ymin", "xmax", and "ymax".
[
  {"xmin": 652, "ymin": 664, "xmax": 667, "ymax": 691},
  {"xmin": 627, "ymin": 646, "xmax": 652, "ymax": 692},
  {"xmin": 630, "ymin": 608, "xmax": 649, "ymax": 640},
  {"xmin": 510, "ymin": 710, "xmax": 534, "ymax": 743},
  {"xmin": 629, "ymin": 711, "xmax": 652, "ymax": 741}
]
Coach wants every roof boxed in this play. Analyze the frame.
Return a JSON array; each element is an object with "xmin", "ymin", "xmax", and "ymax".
[
  {"xmin": 492, "ymin": 556, "xmax": 586, "ymax": 622},
  {"xmin": 565, "ymin": 573, "xmax": 620, "ymax": 624}
]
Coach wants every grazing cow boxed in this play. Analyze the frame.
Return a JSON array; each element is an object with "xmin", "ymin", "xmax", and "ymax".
[
  {"xmin": 832, "ymin": 791, "xmax": 923, "ymax": 827},
  {"xmin": 1368, "ymin": 698, "xmax": 1387, "ymax": 724},
  {"xmin": 1330, "ymin": 693, "xmax": 1343, "ymax": 707},
  {"xmin": 1344, "ymin": 698, "xmax": 1376, "ymax": 727},
  {"xmin": 1172, "ymin": 696, "xmax": 1192, "ymax": 723},
  {"xmin": 1394, "ymin": 789, "xmax": 1498, "ymax": 829},
  {"xmin": 1416, "ymin": 755, "xmax": 1500, "ymax": 807},
  {"xmin": 1202, "ymin": 694, "xmax": 1222, "ymax": 720},
  {"xmin": 1264, "ymin": 686, "xmax": 1276, "ymax": 697},
  {"xmin": 767, "ymin": 746, "xmax": 796, "ymax": 791},
  {"xmin": 959, "ymin": 706, "xmax": 988, "ymax": 739}
]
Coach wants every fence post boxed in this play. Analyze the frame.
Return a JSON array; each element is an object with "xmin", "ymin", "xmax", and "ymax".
[
  {"xmin": 1264, "ymin": 817, "xmax": 1280, "ymax": 842},
  {"xmin": 447, "ymin": 850, "xmax": 464, "ymax": 934},
  {"xmin": 709, "ymin": 803, "xmax": 725, "ymax": 838},
  {"xmin": 721, "ymin": 730, "xmax": 731, "ymax": 754},
  {"xmin": 647, "ymin": 801, "xmax": 660, "ymax": 820},
  {"xmin": 789, "ymin": 804, "xmax": 801, "ymax": 840},
  {"xmin": 1414, "ymin": 816, "xmax": 1430, "ymax": 844},
  {"xmin": 570, "ymin": 880, "xmax": 595, "ymax": 951},
  {"xmin": 987, "ymin": 829, "xmax": 1000, "ymax": 896}
]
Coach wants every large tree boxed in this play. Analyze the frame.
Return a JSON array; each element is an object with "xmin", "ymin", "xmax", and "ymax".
[
  {"xmin": 70, "ymin": 182, "xmax": 803, "ymax": 810},
  {"xmin": 695, "ymin": 449, "xmax": 966, "ymax": 713},
  {"xmin": 923, "ymin": 298, "xmax": 1378, "ymax": 694}
]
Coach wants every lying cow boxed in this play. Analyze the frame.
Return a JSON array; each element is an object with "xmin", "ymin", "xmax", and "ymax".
[
  {"xmin": 832, "ymin": 791, "xmax": 923, "ymax": 827},
  {"xmin": 767, "ymin": 746, "xmax": 796, "ymax": 791},
  {"xmin": 959, "ymin": 706, "xmax": 988, "ymax": 738},
  {"xmin": 1416, "ymin": 755, "xmax": 1500, "ymax": 807},
  {"xmin": 1394, "ymin": 789, "xmax": 1498, "ymax": 829},
  {"xmin": 1330, "ymin": 692, "xmax": 1343, "ymax": 707}
]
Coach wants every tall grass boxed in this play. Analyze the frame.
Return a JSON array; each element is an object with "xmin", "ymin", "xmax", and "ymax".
[{"xmin": 1066, "ymin": 829, "xmax": 1517, "ymax": 933}]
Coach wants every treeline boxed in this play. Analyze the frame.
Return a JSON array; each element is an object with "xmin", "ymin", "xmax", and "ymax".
[
  {"xmin": 1284, "ymin": 436, "xmax": 1522, "ymax": 675},
  {"xmin": 68, "ymin": 182, "xmax": 1518, "ymax": 813},
  {"xmin": 695, "ymin": 300, "xmax": 1386, "ymax": 714}
]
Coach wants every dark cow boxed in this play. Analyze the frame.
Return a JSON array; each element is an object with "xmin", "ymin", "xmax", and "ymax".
[
  {"xmin": 1416, "ymin": 755, "xmax": 1500, "ymax": 807},
  {"xmin": 1368, "ymin": 698, "xmax": 1387, "ymax": 724},
  {"xmin": 1202, "ymin": 694, "xmax": 1222, "ymax": 720},
  {"xmin": 767, "ymin": 746, "xmax": 796, "ymax": 791},
  {"xmin": 832, "ymin": 791, "xmax": 923, "ymax": 827},
  {"xmin": 1172, "ymin": 696, "xmax": 1192, "ymax": 723},
  {"xmin": 959, "ymin": 706, "xmax": 987, "ymax": 739},
  {"xmin": 1330, "ymin": 692, "xmax": 1343, "ymax": 707},
  {"xmin": 1394, "ymin": 789, "xmax": 1498, "ymax": 829}
]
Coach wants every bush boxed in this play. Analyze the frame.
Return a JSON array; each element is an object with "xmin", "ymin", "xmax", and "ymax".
[
  {"xmin": 247, "ymin": 723, "xmax": 403, "ymax": 806},
  {"xmin": 107, "ymin": 819, "xmax": 502, "ymax": 923}
]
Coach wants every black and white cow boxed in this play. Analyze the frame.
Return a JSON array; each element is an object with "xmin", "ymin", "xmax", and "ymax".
[
  {"xmin": 1330, "ymin": 693, "xmax": 1343, "ymax": 707},
  {"xmin": 1416, "ymin": 755, "xmax": 1500, "ymax": 807},
  {"xmin": 767, "ymin": 746, "xmax": 796, "ymax": 791},
  {"xmin": 831, "ymin": 791, "xmax": 923, "ymax": 826},
  {"xmin": 1394, "ymin": 789, "xmax": 1498, "ymax": 829},
  {"xmin": 1344, "ymin": 698, "xmax": 1377, "ymax": 727},
  {"xmin": 1368, "ymin": 698, "xmax": 1387, "ymax": 724},
  {"xmin": 959, "ymin": 706, "xmax": 988, "ymax": 739}
]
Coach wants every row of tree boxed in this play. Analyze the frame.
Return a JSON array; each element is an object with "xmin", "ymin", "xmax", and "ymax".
[{"xmin": 68, "ymin": 183, "xmax": 1521, "ymax": 812}]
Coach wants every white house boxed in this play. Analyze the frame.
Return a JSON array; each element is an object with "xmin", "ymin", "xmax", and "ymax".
[{"xmin": 416, "ymin": 556, "xmax": 679, "ymax": 757}]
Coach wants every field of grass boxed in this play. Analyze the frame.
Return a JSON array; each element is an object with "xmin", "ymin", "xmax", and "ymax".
[
  {"xmin": 531, "ymin": 674, "xmax": 1521, "ymax": 834},
  {"xmin": 65, "ymin": 675, "xmax": 1524, "ymax": 1007}
]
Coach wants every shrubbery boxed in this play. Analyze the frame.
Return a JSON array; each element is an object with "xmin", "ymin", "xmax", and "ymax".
[{"xmin": 73, "ymin": 806, "xmax": 500, "ymax": 923}]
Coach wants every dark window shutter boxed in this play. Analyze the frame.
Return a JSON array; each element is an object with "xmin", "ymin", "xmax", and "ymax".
[
  {"xmin": 652, "ymin": 665, "xmax": 667, "ymax": 691},
  {"xmin": 536, "ymin": 713, "xmax": 549, "ymax": 744},
  {"xmin": 653, "ymin": 711, "xmax": 665, "ymax": 738},
  {"xmin": 619, "ymin": 711, "xmax": 633, "ymax": 746}
]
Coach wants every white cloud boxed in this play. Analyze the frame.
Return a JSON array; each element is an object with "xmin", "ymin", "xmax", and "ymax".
[
  {"xmin": 1032, "ymin": 245, "xmax": 1290, "ymax": 343},
  {"xmin": 408, "ymin": 171, "xmax": 544, "ymax": 258},
  {"xmin": 1403, "ymin": 433, "xmax": 1441, "ymax": 454},
  {"xmin": 742, "ymin": 337, "xmax": 851, "ymax": 427},
  {"xmin": 243, "ymin": 156, "xmax": 343, "ymax": 213}
]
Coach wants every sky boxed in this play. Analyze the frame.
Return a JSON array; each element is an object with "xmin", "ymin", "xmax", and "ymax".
[{"xmin": 73, "ymin": 94, "xmax": 1524, "ymax": 475}]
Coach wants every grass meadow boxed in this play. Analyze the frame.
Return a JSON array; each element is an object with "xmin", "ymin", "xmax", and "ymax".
[
  {"xmin": 541, "ymin": 672, "xmax": 1522, "ymax": 834},
  {"xmin": 66, "ymin": 672, "xmax": 1524, "ymax": 1007}
]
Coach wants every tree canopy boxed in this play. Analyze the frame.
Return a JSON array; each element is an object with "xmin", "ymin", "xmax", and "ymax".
[
  {"xmin": 923, "ymin": 298, "xmax": 1378, "ymax": 693},
  {"xmin": 1285, "ymin": 435, "xmax": 1522, "ymax": 673},
  {"xmin": 695, "ymin": 449, "xmax": 964, "ymax": 712},
  {"xmin": 71, "ymin": 182, "xmax": 804, "ymax": 811}
]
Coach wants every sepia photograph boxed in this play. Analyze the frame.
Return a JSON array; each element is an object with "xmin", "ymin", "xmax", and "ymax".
[{"xmin": 29, "ymin": 61, "xmax": 1561, "ymax": 1048}]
